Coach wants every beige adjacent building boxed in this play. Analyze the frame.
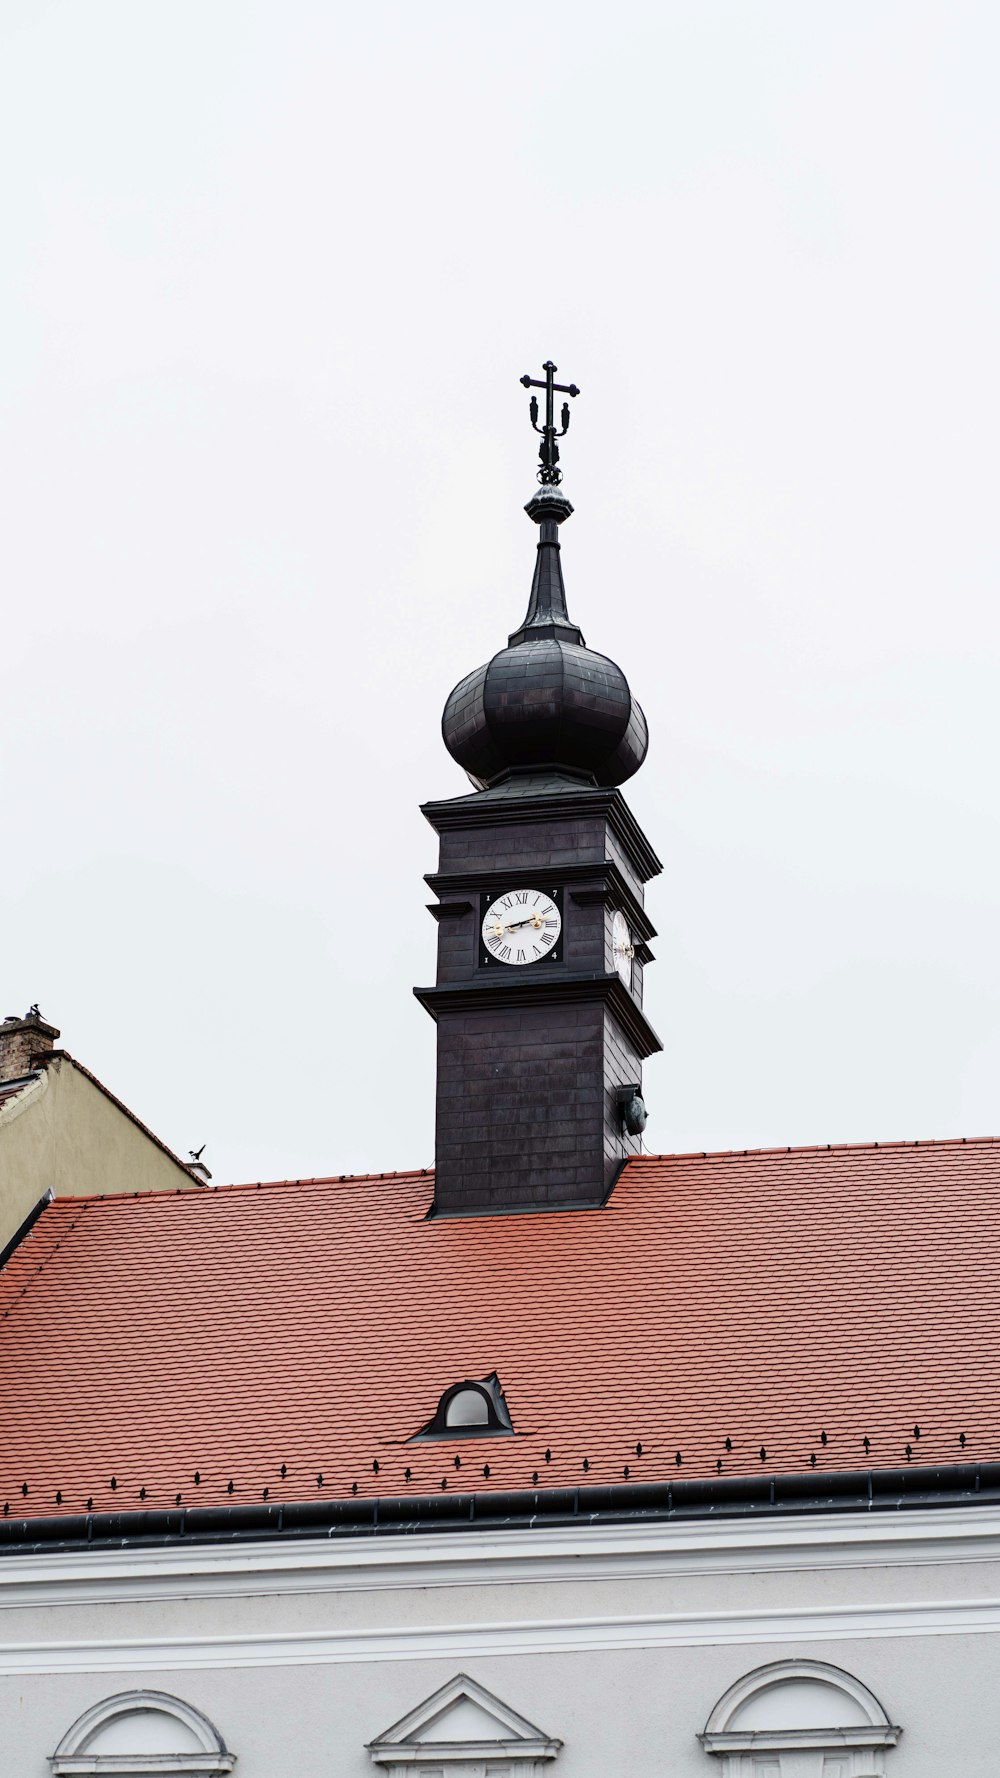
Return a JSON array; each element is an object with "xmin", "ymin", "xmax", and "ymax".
[{"xmin": 0, "ymin": 1008, "xmax": 200, "ymax": 1249}]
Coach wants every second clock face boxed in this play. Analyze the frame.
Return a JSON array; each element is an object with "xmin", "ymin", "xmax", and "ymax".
[
  {"xmin": 481, "ymin": 889, "xmax": 562, "ymax": 966},
  {"xmin": 612, "ymin": 910, "xmax": 634, "ymax": 987}
]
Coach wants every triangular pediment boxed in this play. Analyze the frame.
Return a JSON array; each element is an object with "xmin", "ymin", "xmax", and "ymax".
[
  {"xmin": 413, "ymin": 1693, "xmax": 520, "ymax": 1742},
  {"xmin": 368, "ymin": 1674, "xmax": 561, "ymax": 1762}
]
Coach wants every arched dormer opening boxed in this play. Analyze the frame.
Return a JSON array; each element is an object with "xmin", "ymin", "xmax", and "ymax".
[{"xmin": 414, "ymin": 1372, "xmax": 513, "ymax": 1438}]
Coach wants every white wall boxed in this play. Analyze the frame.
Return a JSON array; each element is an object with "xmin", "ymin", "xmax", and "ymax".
[{"xmin": 1, "ymin": 1506, "xmax": 997, "ymax": 1775}]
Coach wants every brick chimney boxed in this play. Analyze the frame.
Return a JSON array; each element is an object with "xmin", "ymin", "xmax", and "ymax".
[{"xmin": 0, "ymin": 1009, "xmax": 60, "ymax": 1083}]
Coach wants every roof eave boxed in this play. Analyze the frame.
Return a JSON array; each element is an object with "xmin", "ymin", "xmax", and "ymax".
[{"xmin": 3, "ymin": 1459, "xmax": 1000, "ymax": 1554}]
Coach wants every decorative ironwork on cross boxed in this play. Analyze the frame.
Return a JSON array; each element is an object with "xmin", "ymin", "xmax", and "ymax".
[{"xmin": 519, "ymin": 360, "xmax": 580, "ymax": 485}]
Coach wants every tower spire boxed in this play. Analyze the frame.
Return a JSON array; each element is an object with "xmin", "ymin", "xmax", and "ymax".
[
  {"xmin": 440, "ymin": 360, "xmax": 647, "ymax": 792},
  {"xmin": 510, "ymin": 361, "xmax": 582, "ymax": 645}
]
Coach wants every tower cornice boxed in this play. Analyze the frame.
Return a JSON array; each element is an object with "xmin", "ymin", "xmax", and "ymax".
[
  {"xmin": 414, "ymin": 972, "xmax": 663, "ymax": 1062},
  {"xmin": 421, "ymin": 784, "xmax": 663, "ymax": 884}
]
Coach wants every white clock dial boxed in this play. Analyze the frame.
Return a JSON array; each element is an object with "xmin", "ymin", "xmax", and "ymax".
[
  {"xmin": 612, "ymin": 910, "xmax": 634, "ymax": 986},
  {"xmin": 482, "ymin": 889, "xmax": 561, "ymax": 966}
]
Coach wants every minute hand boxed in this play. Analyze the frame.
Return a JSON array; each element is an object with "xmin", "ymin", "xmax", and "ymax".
[{"xmin": 506, "ymin": 914, "xmax": 544, "ymax": 931}]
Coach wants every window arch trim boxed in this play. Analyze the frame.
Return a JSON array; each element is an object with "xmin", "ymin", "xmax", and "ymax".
[
  {"xmin": 51, "ymin": 1687, "xmax": 235, "ymax": 1776},
  {"xmin": 700, "ymin": 1659, "xmax": 901, "ymax": 1759}
]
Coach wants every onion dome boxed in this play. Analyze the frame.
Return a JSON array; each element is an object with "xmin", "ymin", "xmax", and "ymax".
[{"xmin": 442, "ymin": 486, "xmax": 648, "ymax": 790}]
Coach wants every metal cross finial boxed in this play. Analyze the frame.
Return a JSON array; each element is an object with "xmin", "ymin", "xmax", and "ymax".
[{"xmin": 519, "ymin": 360, "xmax": 580, "ymax": 485}]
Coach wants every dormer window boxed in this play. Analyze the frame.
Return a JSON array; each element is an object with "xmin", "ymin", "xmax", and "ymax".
[{"xmin": 415, "ymin": 1373, "xmax": 513, "ymax": 1438}]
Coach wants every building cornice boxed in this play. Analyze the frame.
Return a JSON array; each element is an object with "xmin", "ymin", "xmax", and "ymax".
[{"xmin": 2, "ymin": 1499, "xmax": 1000, "ymax": 1609}]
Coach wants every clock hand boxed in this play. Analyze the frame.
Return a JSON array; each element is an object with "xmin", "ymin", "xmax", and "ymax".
[{"xmin": 487, "ymin": 910, "xmax": 553, "ymax": 938}]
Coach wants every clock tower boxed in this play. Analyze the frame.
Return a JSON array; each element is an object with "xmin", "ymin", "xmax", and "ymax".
[{"xmin": 416, "ymin": 363, "xmax": 662, "ymax": 1214}]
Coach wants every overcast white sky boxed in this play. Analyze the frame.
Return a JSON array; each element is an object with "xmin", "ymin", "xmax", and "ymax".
[{"xmin": 3, "ymin": 1, "xmax": 999, "ymax": 1183}]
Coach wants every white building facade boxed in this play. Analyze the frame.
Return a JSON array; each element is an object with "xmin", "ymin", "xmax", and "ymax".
[{"xmin": 3, "ymin": 1500, "xmax": 999, "ymax": 1775}]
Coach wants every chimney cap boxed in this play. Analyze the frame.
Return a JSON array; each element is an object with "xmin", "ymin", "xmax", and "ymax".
[{"xmin": 3, "ymin": 1006, "xmax": 60, "ymax": 1037}]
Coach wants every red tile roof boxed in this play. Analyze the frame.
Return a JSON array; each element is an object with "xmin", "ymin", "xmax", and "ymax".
[{"xmin": 1, "ymin": 1139, "xmax": 998, "ymax": 1520}]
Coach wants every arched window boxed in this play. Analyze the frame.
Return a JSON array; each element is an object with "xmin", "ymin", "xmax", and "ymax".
[
  {"xmin": 51, "ymin": 1688, "xmax": 235, "ymax": 1776},
  {"xmin": 446, "ymin": 1386, "xmax": 491, "ymax": 1427},
  {"xmin": 700, "ymin": 1659, "xmax": 901, "ymax": 1777}
]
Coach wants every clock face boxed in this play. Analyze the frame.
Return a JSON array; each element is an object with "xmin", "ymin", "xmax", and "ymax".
[
  {"xmin": 612, "ymin": 910, "xmax": 634, "ymax": 987},
  {"xmin": 481, "ymin": 889, "xmax": 562, "ymax": 966}
]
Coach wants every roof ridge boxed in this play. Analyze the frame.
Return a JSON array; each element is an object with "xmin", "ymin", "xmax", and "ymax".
[
  {"xmin": 36, "ymin": 1167, "xmax": 436, "ymax": 1208},
  {"xmin": 35, "ymin": 1140, "xmax": 1000, "ymax": 1209},
  {"xmin": 214, "ymin": 1166, "xmax": 432, "ymax": 1194},
  {"xmin": 636, "ymin": 1135, "xmax": 1000, "ymax": 1163}
]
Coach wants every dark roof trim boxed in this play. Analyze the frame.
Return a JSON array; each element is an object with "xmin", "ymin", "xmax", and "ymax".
[
  {"xmin": 0, "ymin": 1190, "xmax": 53, "ymax": 1274},
  {"xmin": 3, "ymin": 1461, "xmax": 1000, "ymax": 1555}
]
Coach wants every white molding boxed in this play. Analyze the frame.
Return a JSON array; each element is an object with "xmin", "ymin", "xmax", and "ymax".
[
  {"xmin": 51, "ymin": 1687, "xmax": 235, "ymax": 1776},
  {"xmin": 370, "ymin": 1746, "xmax": 555, "ymax": 1765},
  {"xmin": 3, "ymin": 1593, "xmax": 1000, "ymax": 1675},
  {"xmin": 703, "ymin": 1727, "xmax": 900, "ymax": 1750},
  {"xmin": 3, "ymin": 1502, "xmax": 1000, "ymax": 1611},
  {"xmin": 51, "ymin": 1762, "xmax": 231, "ymax": 1777}
]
